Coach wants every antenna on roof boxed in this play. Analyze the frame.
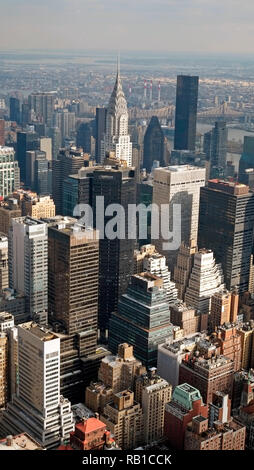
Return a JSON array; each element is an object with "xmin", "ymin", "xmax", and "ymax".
[{"xmin": 117, "ymin": 51, "xmax": 120, "ymax": 77}]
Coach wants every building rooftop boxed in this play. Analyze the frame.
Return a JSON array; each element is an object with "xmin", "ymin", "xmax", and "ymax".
[
  {"xmin": 207, "ymin": 179, "xmax": 250, "ymax": 195},
  {"xmin": 183, "ymin": 354, "xmax": 233, "ymax": 371},
  {"xmin": 160, "ymin": 333, "xmax": 204, "ymax": 354},
  {"xmin": 0, "ymin": 312, "xmax": 14, "ymax": 323},
  {"xmin": 20, "ymin": 322, "xmax": 58, "ymax": 341},
  {"xmin": 76, "ymin": 417, "xmax": 106, "ymax": 435},
  {"xmin": 156, "ymin": 164, "xmax": 204, "ymax": 173},
  {"xmin": 12, "ymin": 216, "xmax": 46, "ymax": 226},
  {"xmin": 0, "ymin": 146, "xmax": 14, "ymax": 155},
  {"xmin": 170, "ymin": 383, "xmax": 202, "ymax": 411},
  {"xmin": 0, "ymin": 433, "xmax": 44, "ymax": 450}
]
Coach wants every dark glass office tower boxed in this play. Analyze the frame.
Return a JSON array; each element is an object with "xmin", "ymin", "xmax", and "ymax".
[
  {"xmin": 95, "ymin": 107, "xmax": 107, "ymax": 163},
  {"xmin": 62, "ymin": 167, "xmax": 95, "ymax": 216},
  {"xmin": 16, "ymin": 131, "xmax": 40, "ymax": 182},
  {"xmin": 137, "ymin": 180, "xmax": 153, "ymax": 246},
  {"xmin": 174, "ymin": 75, "xmax": 199, "ymax": 151},
  {"xmin": 239, "ymin": 136, "xmax": 254, "ymax": 183},
  {"xmin": 48, "ymin": 127, "xmax": 61, "ymax": 161},
  {"xmin": 204, "ymin": 121, "xmax": 228, "ymax": 178},
  {"xmin": 77, "ymin": 121, "xmax": 96, "ymax": 154},
  {"xmin": 34, "ymin": 156, "xmax": 52, "ymax": 195},
  {"xmin": 108, "ymin": 273, "xmax": 172, "ymax": 368},
  {"xmin": 198, "ymin": 180, "xmax": 254, "ymax": 293},
  {"xmin": 21, "ymin": 103, "xmax": 31, "ymax": 126},
  {"xmin": 9, "ymin": 97, "xmax": 20, "ymax": 124},
  {"xmin": 52, "ymin": 148, "xmax": 85, "ymax": 214},
  {"xmin": 92, "ymin": 166, "xmax": 136, "ymax": 339},
  {"xmin": 143, "ymin": 116, "xmax": 165, "ymax": 172}
]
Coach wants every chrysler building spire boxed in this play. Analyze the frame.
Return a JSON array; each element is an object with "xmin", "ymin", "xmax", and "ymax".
[{"xmin": 100, "ymin": 57, "xmax": 133, "ymax": 166}]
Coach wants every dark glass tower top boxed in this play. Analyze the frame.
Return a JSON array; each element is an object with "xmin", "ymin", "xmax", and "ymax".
[{"xmin": 174, "ymin": 75, "xmax": 199, "ymax": 151}]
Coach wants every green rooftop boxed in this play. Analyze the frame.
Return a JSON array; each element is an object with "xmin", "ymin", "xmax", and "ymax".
[{"xmin": 172, "ymin": 383, "xmax": 202, "ymax": 410}]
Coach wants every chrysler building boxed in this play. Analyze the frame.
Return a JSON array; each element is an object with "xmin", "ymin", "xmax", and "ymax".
[{"xmin": 101, "ymin": 62, "xmax": 132, "ymax": 166}]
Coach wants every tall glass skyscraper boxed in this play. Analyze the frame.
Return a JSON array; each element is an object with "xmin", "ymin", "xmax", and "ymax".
[
  {"xmin": 174, "ymin": 75, "xmax": 199, "ymax": 151},
  {"xmin": 108, "ymin": 273, "xmax": 173, "ymax": 368},
  {"xmin": 204, "ymin": 121, "xmax": 228, "ymax": 178},
  {"xmin": 198, "ymin": 180, "xmax": 254, "ymax": 293},
  {"xmin": 143, "ymin": 116, "xmax": 165, "ymax": 173}
]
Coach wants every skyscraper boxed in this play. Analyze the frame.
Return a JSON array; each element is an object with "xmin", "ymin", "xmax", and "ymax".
[
  {"xmin": 239, "ymin": 136, "xmax": 254, "ymax": 183},
  {"xmin": 16, "ymin": 131, "xmax": 40, "ymax": 182},
  {"xmin": 53, "ymin": 109, "xmax": 76, "ymax": 146},
  {"xmin": 174, "ymin": 75, "xmax": 199, "ymax": 151},
  {"xmin": 210, "ymin": 290, "xmax": 233, "ymax": 332},
  {"xmin": 173, "ymin": 239, "xmax": 198, "ymax": 300},
  {"xmin": 77, "ymin": 121, "xmax": 96, "ymax": 154},
  {"xmin": 152, "ymin": 165, "xmax": 205, "ymax": 269},
  {"xmin": 0, "ymin": 322, "xmax": 74, "ymax": 449},
  {"xmin": 47, "ymin": 217, "xmax": 99, "ymax": 400},
  {"xmin": 143, "ymin": 116, "xmax": 165, "ymax": 172},
  {"xmin": 40, "ymin": 137, "xmax": 52, "ymax": 161},
  {"xmin": 0, "ymin": 147, "xmax": 20, "ymax": 198},
  {"xmin": 9, "ymin": 97, "xmax": 20, "ymax": 124},
  {"xmin": 101, "ymin": 65, "xmax": 132, "ymax": 166},
  {"xmin": 142, "ymin": 251, "xmax": 178, "ymax": 304},
  {"xmin": 34, "ymin": 154, "xmax": 52, "ymax": 195},
  {"xmin": 135, "ymin": 369, "xmax": 172, "ymax": 445},
  {"xmin": 9, "ymin": 217, "xmax": 48, "ymax": 325},
  {"xmin": 204, "ymin": 122, "xmax": 228, "ymax": 178},
  {"xmin": 95, "ymin": 107, "xmax": 107, "ymax": 163},
  {"xmin": 109, "ymin": 273, "xmax": 172, "ymax": 368},
  {"xmin": 26, "ymin": 149, "xmax": 46, "ymax": 189},
  {"xmin": 52, "ymin": 147, "xmax": 85, "ymax": 214},
  {"xmin": 198, "ymin": 180, "xmax": 254, "ymax": 293},
  {"xmin": 100, "ymin": 390, "xmax": 144, "ymax": 450},
  {"xmin": 62, "ymin": 166, "xmax": 96, "ymax": 217},
  {"xmin": 184, "ymin": 249, "xmax": 225, "ymax": 314},
  {"xmin": 48, "ymin": 127, "xmax": 61, "ymax": 161},
  {"xmin": 92, "ymin": 166, "xmax": 136, "ymax": 337},
  {"xmin": 28, "ymin": 92, "xmax": 55, "ymax": 126}
]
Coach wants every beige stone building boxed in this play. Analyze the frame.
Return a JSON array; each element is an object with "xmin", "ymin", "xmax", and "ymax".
[
  {"xmin": 170, "ymin": 301, "xmax": 199, "ymax": 336},
  {"xmin": 135, "ymin": 369, "xmax": 172, "ymax": 444},
  {"xmin": 100, "ymin": 390, "xmax": 144, "ymax": 450},
  {"xmin": 22, "ymin": 195, "xmax": 55, "ymax": 219},
  {"xmin": 133, "ymin": 244, "xmax": 157, "ymax": 274},
  {"xmin": 86, "ymin": 344, "xmax": 146, "ymax": 413},
  {"xmin": 98, "ymin": 343, "xmax": 145, "ymax": 394},
  {"xmin": 174, "ymin": 239, "xmax": 198, "ymax": 300}
]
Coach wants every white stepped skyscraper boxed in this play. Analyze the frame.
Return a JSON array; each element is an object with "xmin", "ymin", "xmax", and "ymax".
[
  {"xmin": 185, "ymin": 248, "xmax": 225, "ymax": 313},
  {"xmin": 101, "ymin": 61, "xmax": 132, "ymax": 166},
  {"xmin": 143, "ymin": 252, "xmax": 178, "ymax": 304}
]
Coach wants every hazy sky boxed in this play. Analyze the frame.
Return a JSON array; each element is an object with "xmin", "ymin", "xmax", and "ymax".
[{"xmin": 0, "ymin": 0, "xmax": 254, "ymax": 53}]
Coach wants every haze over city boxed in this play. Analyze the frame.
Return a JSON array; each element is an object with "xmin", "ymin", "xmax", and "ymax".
[{"xmin": 0, "ymin": 0, "xmax": 254, "ymax": 53}]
